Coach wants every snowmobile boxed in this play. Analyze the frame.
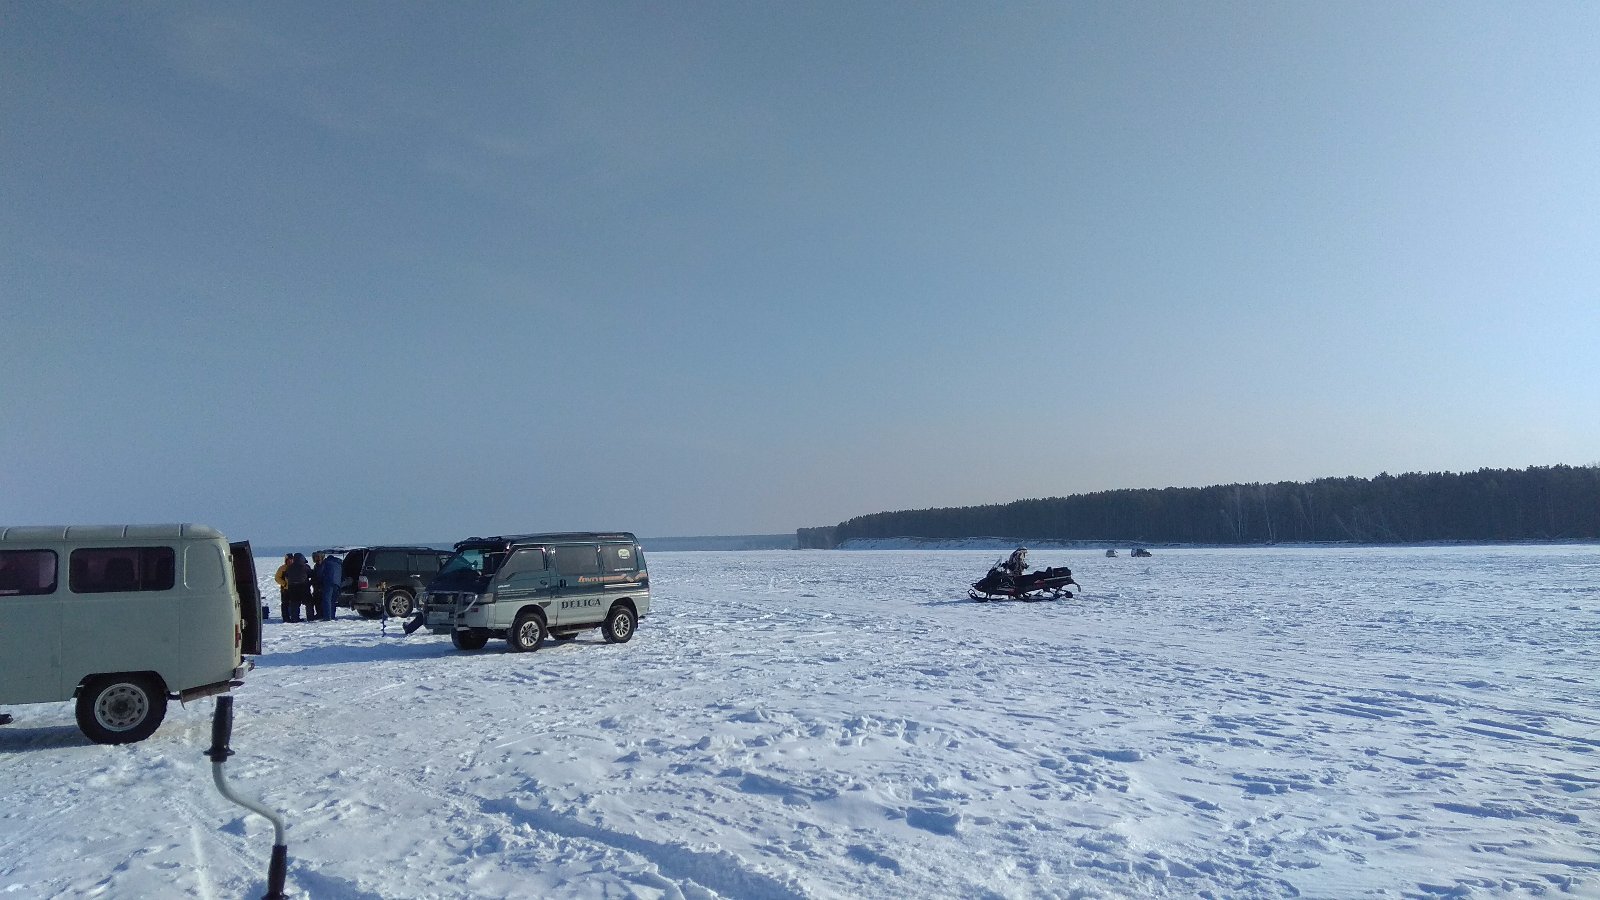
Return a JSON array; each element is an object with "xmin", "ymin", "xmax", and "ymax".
[{"xmin": 969, "ymin": 561, "xmax": 1079, "ymax": 602}]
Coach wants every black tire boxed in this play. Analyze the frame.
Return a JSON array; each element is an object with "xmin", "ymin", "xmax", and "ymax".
[
  {"xmin": 357, "ymin": 608, "xmax": 382, "ymax": 620},
  {"xmin": 451, "ymin": 629, "xmax": 489, "ymax": 651},
  {"xmin": 75, "ymin": 675, "xmax": 168, "ymax": 744},
  {"xmin": 507, "ymin": 609, "xmax": 546, "ymax": 653},
  {"xmin": 601, "ymin": 605, "xmax": 636, "ymax": 644},
  {"xmin": 383, "ymin": 590, "xmax": 415, "ymax": 619}
]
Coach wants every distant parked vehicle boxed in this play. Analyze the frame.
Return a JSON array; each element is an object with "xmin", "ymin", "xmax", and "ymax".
[
  {"xmin": 420, "ymin": 532, "xmax": 650, "ymax": 652},
  {"xmin": 0, "ymin": 524, "xmax": 261, "ymax": 744},
  {"xmin": 339, "ymin": 546, "xmax": 451, "ymax": 618},
  {"xmin": 1131, "ymin": 547, "xmax": 1153, "ymax": 558}
]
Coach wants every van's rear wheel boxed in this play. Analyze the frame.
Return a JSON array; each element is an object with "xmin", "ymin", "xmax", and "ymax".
[
  {"xmin": 508, "ymin": 610, "xmax": 545, "ymax": 652},
  {"xmin": 383, "ymin": 590, "xmax": 415, "ymax": 618},
  {"xmin": 76, "ymin": 675, "xmax": 168, "ymax": 744},
  {"xmin": 451, "ymin": 629, "xmax": 489, "ymax": 651},
  {"xmin": 602, "ymin": 605, "xmax": 636, "ymax": 644}
]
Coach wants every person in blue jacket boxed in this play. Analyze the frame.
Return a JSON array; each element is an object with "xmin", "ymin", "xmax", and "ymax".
[{"xmin": 314, "ymin": 552, "xmax": 343, "ymax": 622}]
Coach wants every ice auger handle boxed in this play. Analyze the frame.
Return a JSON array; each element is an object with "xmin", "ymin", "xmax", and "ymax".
[
  {"xmin": 208, "ymin": 695, "xmax": 290, "ymax": 899},
  {"xmin": 208, "ymin": 695, "xmax": 236, "ymax": 763}
]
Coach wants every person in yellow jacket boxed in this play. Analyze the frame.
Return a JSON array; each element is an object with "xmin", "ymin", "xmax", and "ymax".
[{"xmin": 274, "ymin": 553, "xmax": 295, "ymax": 621}]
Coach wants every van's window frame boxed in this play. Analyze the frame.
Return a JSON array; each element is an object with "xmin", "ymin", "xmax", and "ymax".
[
  {"xmin": 600, "ymin": 544, "xmax": 637, "ymax": 573},
  {"xmin": 552, "ymin": 545, "xmax": 602, "ymax": 577},
  {"xmin": 438, "ymin": 544, "xmax": 507, "ymax": 579},
  {"xmin": 68, "ymin": 546, "xmax": 177, "ymax": 594},
  {"xmin": 0, "ymin": 549, "xmax": 59, "ymax": 596},
  {"xmin": 504, "ymin": 547, "xmax": 548, "ymax": 575}
]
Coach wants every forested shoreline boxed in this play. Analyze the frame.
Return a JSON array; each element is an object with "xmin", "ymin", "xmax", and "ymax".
[{"xmin": 798, "ymin": 465, "xmax": 1600, "ymax": 548}]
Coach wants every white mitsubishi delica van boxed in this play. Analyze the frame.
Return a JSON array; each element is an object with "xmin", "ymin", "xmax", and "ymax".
[
  {"xmin": 421, "ymin": 532, "xmax": 649, "ymax": 652},
  {"xmin": 0, "ymin": 524, "xmax": 263, "ymax": 743}
]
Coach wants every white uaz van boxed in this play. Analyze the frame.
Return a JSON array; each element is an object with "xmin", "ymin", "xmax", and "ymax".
[{"xmin": 0, "ymin": 524, "xmax": 262, "ymax": 744}]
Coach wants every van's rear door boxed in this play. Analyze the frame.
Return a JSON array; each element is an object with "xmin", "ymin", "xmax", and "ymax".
[{"xmin": 230, "ymin": 541, "xmax": 264, "ymax": 656}]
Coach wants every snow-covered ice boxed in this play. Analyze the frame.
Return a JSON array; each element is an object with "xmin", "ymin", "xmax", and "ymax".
[{"xmin": 2, "ymin": 545, "xmax": 1597, "ymax": 898}]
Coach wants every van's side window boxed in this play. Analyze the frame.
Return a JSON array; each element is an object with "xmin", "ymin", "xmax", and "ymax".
[
  {"xmin": 600, "ymin": 545, "xmax": 637, "ymax": 573},
  {"xmin": 69, "ymin": 547, "xmax": 177, "ymax": 593},
  {"xmin": 501, "ymin": 548, "xmax": 547, "ymax": 577},
  {"xmin": 0, "ymin": 549, "xmax": 58, "ymax": 596},
  {"xmin": 553, "ymin": 546, "xmax": 601, "ymax": 577}
]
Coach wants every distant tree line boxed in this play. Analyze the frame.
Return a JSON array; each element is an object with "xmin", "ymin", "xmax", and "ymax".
[{"xmin": 798, "ymin": 465, "xmax": 1600, "ymax": 548}]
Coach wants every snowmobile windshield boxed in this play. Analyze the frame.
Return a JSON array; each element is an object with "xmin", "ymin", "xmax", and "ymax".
[{"xmin": 429, "ymin": 546, "xmax": 504, "ymax": 591}]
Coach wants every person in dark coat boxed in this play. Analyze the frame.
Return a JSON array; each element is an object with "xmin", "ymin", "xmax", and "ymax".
[
  {"xmin": 285, "ymin": 553, "xmax": 316, "ymax": 621},
  {"xmin": 316, "ymin": 552, "xmax": 343, "ymax": 622}
]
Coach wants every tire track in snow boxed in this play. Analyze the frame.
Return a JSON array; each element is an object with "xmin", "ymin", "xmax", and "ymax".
[{"xmin": 481, "ymin": 795, "xmax": 812, "ymax": 900}]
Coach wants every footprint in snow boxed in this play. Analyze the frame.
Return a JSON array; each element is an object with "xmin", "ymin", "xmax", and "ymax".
[
  {"xmin": 846, "ymin": 844, "xmax": 904, "ymax": 874},
  {"xmin": 1088, "ymin": 748, "xmax": 1146, "ymax": 763}
]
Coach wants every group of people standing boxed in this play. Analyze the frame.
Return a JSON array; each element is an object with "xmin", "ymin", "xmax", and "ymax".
[{"xmin": 275, "ymin": 551, "xmax": 344, "ymax": 623}]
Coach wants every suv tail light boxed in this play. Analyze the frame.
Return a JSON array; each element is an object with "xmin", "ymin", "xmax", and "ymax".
[{"xmin": 358, "ymin": 576, "xmax": 369, "ymax": 590}]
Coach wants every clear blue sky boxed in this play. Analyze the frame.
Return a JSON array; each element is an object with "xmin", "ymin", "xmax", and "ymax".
[{"xmin": 4, "ymin": 2, "xmax": 1597, "ymax": 545}]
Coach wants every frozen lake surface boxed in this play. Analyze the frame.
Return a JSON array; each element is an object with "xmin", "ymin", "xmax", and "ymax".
[{"xmin": 2, "ymin": 546, "xmax": 1597, "ymax": 898}]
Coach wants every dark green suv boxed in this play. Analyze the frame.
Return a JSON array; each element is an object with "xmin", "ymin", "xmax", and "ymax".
[{"xmin": 339, "ymin": 546, "xmax": 451, "ymax": 618}]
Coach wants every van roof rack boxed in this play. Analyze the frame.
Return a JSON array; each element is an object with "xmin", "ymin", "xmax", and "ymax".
[{"xmin": 458, "ymin": 532, "xmax": 637, "ymax": 547}]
